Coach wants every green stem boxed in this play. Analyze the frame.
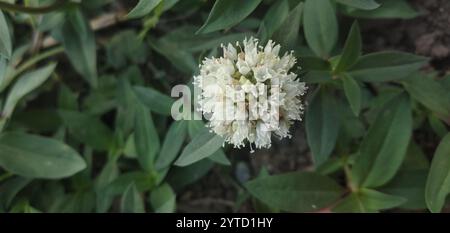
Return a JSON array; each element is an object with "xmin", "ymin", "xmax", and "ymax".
[
  {"xmin": 0, "ymin": 46, "xmax": 64, "ymax": 132},
  {"xmin": 10, "ymin": 46, "xmax": 64, "ymax": 80},
  {"xmin": 0, "ymin": 46, "xmax": 64, "ymax": 94},
  {"xmin": 0, "ymin": 0, "xmax": 69, "ymax": 14},
  {"xmin": 343, "ymin": 158, "xmax": 357, "ymax": 192}
]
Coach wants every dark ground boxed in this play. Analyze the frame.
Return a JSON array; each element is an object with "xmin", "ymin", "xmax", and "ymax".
[{"xmin": 177, "ymin": 0, "xmax": 450, "ymax": 213}]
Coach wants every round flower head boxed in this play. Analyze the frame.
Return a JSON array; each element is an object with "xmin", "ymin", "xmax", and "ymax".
[{"xmin": 193, "ymin": 37, "xmax": 307, "ymax": 152}]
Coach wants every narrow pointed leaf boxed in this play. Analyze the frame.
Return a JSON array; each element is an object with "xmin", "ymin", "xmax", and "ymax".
[
  {"xmin": 127, "ymin": 0, "xmax": 163, "ymax": 19},
  {"xmin": 61, "ymin": 10, "xmax": 98, "ymax": 87},
  {"xmin": 425, "ymin": 133, "xmax": 450, "ymax": 213},
  {"xmin": 120, "ymin": 183, "xmax": 145, "ymax": 213},
  {"xmin": 155, "ymin": 120, "xmax": 187, "ymax": 170},
  {"xmin": 342, "ymin": 74, "xmax": 362, "ymax": 116},
  {"xmin": 335, "ymin": 0, "xmax": 380, "ymax": 10},
  {"xmin": 174, "ymin": 129, "xmax": 224, "ymax": 167},
  {"xmin": 348, "ymin": 52, "xmax": 428, "ymax": 82},
  {"xmin": 197, "ymin": 0, "xmax": 262, "ymax": 34},
  {"xmin": 0, "ymin": 10, "xmax": 12, "ymax": 59},
  {"xmin": 3, "ymin": 63, "xmax": 56, "ymax": 118},
  {"xmin": 303, "ymin": 0, "xmax": 338, "ymax": 58},
  {"xmin": 245, "ymin": 171, "xmax": 344, "ymax": 212},
  {"xmin": 306, "ymin": 88, "xmax": 341, "ymax": 166},
  {"xmin": 334, "ymin": 21, "xmax": 362, "ymax": 73},
  {"xmin": 333, "ymin": 189, "xmax": 406, "ymax": 213},
  {"xmin": 0, "ymin": 132, "xmax": 86, "ymax": 179},
  {"xmin": 352, "ymin": 94, "xmax": 412, "ymax": 188},
  {"xmin": 134, "ymin": 104, "xmax": 160, "ymax": 171}
]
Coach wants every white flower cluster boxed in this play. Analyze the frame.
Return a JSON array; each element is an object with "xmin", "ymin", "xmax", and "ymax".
[{"xmin": 194, "ymin": 37, "xmax": 307, "ymax": 152}]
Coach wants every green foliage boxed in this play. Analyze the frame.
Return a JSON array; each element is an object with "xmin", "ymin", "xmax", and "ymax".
[
  {"xmin": 335, "ymin": 0, "xmax": 380, "ymax": 10},
  {"xmin": 0, "ymin": 10, "xmax": 12, "ymax": 59},
  {"xmin": 120, "ymin": 183, "xmax": 145, "ymax": 213},
  {"xmin": 197, "ymin": 0, "xmax": 262, "ymax": 34},
  {"xmin": 174, "ymin": 127, "xmax": 224, "ymax": 167},
  {"xmin": 341, "ymin": 0, "xmax": 419, "ymax": 19},
  {"xmin": 334, "ymin": 21, "xmax": 361, "ymax": 73},
  {"xmin": 306, "ymin": 87, "xmax": 342, "ymax": 166},
  {"xmin": 347, "ymin": 52, "xmax": 428, "ymax": 82},
  {"xmin": 0, "ymin": 0, "xmax": 445, "ymax": 214},
  {"xmin": 271, "ymin": 1, "xmax": 303, "ymax": 49},
  {"xmin": 59, "ymin": 110, "xmax": 114, "ymax": 151},
  {"xmin": 303, "ymin": 0, "xmax": 338, "ymax": 58},
  {"xmin": 2, "ymin": 64, "xmax": 56, "ymax": 123},
  {"xmin": 134, "ymin": 104, "xmax": 160, "ymax": 171},
  {"xmin": 352, "ymin": 94, "xmax": 412, "ymax": 188},
  {"xmin": 61, "ymin": 9, "xmax": 98, "ymax": 87},
  {"xmin": 342, "ymin": 74, "xmax": 362, "ymax": 116},
  {"xmin": 0, "ymin": 132, "xmax": 85, "ymax": 179},
  {"xmin": 149, "ymin": 183, "xmax": 176, "ymax": 213},
  {"xmin": 426, "ymin": 133, "xmax": 450, "ymax": 213},
  {"xmin": 127, "ymin": 0, "xmax": 163, "ymax": 19},
  {"xmin": 245, "ymin": 171, "xmax": 344, "ymax": 212},
  {"xmin": 333, "ymin": 189, "xmax": 405, "ymax": 213}
]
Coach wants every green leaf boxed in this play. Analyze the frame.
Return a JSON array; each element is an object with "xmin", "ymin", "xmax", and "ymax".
[
  {"xmin": 2, "ymin": 63, "xmax": 56, "ymax": 118},
  {"xmin": 0, "ymin": 132, "xmax": 86, "ymax": 179},
  {"xmin": 272, "ymin": 1, "xmax": 303, "ymax": 49},
  {"xmin": 0, "ymin": 177, "xmax": 32, "ymax": 210},
  {"xmin": 208, "ymin": 149, "xmax": 231, "ymax": 166},
  {"xmin": 245, "ymin": 171, "xmax": 344, "ymax": 212},
  {"xmin": 257, "ymin": 0, "xmax": 289, "ymax": 42},
  {"xmin": 342, "ymin": 0, "xmax": 419, "ymax": 19},
  {"xmin": 334, "ymin": 21, "xmax": 362, "ymax": 73},
  {"xmin": 428, "ymin": 114, "xmax": 448, "ymax": 138},
  {"xmin": 155, "ymin": 120, "xmax": 187, "ymax": 170},
  {"xmin": 47, "ymin": 191, "xmax": 95, "ymax": 213},
  {"xmin": 335, "ymin": 0, "xmax": 380, "ymax": 10},
  {"xmin": 58, "ymin": 84, "xmax": 78, "ymax": 110},
  {"xmin": 348, "ymin": 52, "xmax": 428, "ymax": 82},
  {"xmin": 127, "ymin": 0, "xmax": 163, "ymax": 19},
  {"xmin": 0, "ymin": 10, "xmax": 12, "ymax": 59},
  {"xmin": 377, "ymin": 142, "xmax": 430, "ymax": 210},
  {"xmin": 148, "ymin": 36, "xmax": 198, "ymax": 74},
  {"xmin": 59, "ymin": 110, "xmax": 114, "ymax": 151},
  {"xmin": 317, "ymin": 157, "xmax": 344, "ymax": 175},
  {"xmin": 120, "ymin": 183, "xmax": 145, "ymax": 213},
  {"xmin": 149, "ymin": 183, "xmax": 176, "ymax": 213},
  {"xmin": 333, "ymin": 189, "xmax": 406, "ymax": 213},
  {"xmin": 106, "ymin": 31, "xmax": 148, "ymax": 69},
  {"xmin": 174, "ymin": 128, "xmax": 224, "ymax": 167},
  {"xmin": 425, "ymin": 133, "xmax": 450, "ymax": 213},
  {"xmin": 300, "ymin": 56, "xmax": 333, "ymax": 83},
  {"xmin": 306, "ymin": 88, "xmax": 341, "ymax": 166},
  {"xmin": 61, "ymin": 10, "xmax": 98, "ymax": 87},
  {"xmin": 197, "ymin": 0, "xmax": 262, "ymax": 34},
  {"xmin": 116, "ymin": 76, "xmax": 140, "ymax": 135},
  {"xmin": 38, "ymin": 12, "xmax": 65, "ymax": 32},
  {"xmin": 380, "ymin": 169, "xmax": 428, "ymax": 210},
  {"xmin": 300, "ymin": 56, "xmax": 332, "ymax": 71},
  {"xmin": 167, "ymin": 159, "xmax": 214, "ymax": 191},
  {"xmin": 188, "ymin": 119, "xmax": 206, "ymax": 138},
  {"xmin": 104, "ymin": 171, "xmax": 156, "ymax": 196},
  {"xmin": 0, "ymin": 57, "xmax": 7, "ymax": 87},
  {"xmin": 402, "ymin": 73, "xmax": 450, "ymax": 120},
  {"xmin": 303, "ymin": 0, "xmax": 338, "ymax": 58},
  {"xmin": 342, "ymin": 74, "xmax": 362, "ymax": 116},
  {"xmin": 352, "ymin": 94, "xmax": 412, "ymax": 188},
  {"xmin": 134, "ymin": 86, "xmax": 174, "ymax": 116},
  {"xmin": 134, "ymin": 104, "xmax": 160, "ymax": 171}
]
